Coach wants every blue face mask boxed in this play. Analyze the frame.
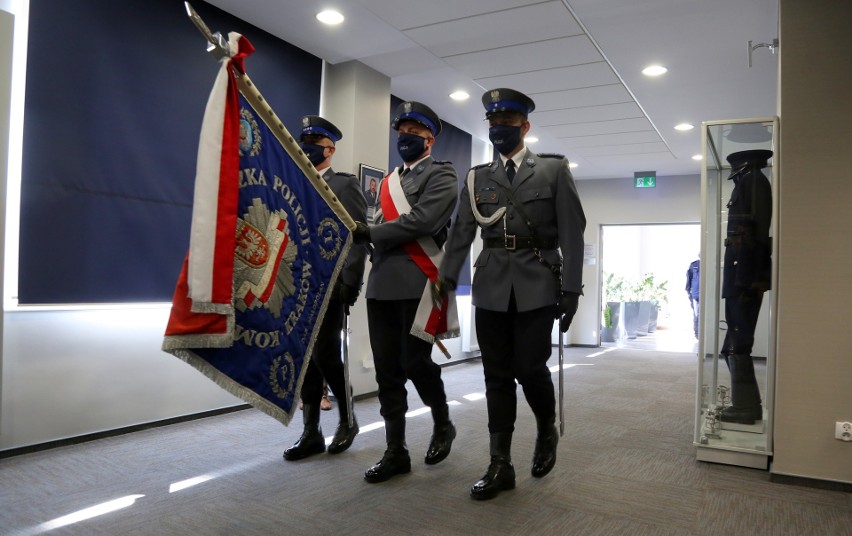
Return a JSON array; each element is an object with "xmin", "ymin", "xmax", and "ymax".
[
  {"xmin": 489, "ymin": 124, "xmax": 522, "ymax": 156},
  {"xmin": 300, "ymin": 142, "xmax": 327, "ymax": 166},
  {"xmin": 397, "ymin": 133, "xmax": 427, "ymax": 163}
]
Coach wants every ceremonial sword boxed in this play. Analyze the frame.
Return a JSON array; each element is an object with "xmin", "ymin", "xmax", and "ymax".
[
  {"xmin": 558, "ymin": 329, "xmax": 564, "ymax": 437},
  {"xmin": 342, "ymin": 305, "xmax": 354, "ymax": 428}
]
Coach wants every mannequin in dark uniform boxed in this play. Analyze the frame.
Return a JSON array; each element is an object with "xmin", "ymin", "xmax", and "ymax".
[
  {"xmin": 720, "ymin": 149, "xmax": 773, "ymax": 425},
  {"xmin": 283, "ymin": 116, "xmax": 368, "ymax": 460},
  {"xmin": 436, "ymin": 89, "xmax": 585, "ymax": 500}
]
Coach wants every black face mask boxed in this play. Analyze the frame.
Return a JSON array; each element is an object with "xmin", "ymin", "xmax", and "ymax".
[
  {"xmin": 489, "ymin": 124, "xmax": 522, "ymax": 156},
  {"xmin": 300, "ymin": 142, "xmax": 327, "ymax": 166},
  {"xmin": 397, "ymin": 133, "xmax": 427, "ymax": 162}
]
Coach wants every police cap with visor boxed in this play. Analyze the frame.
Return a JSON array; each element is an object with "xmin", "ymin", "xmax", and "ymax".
[
  {"xmin": 726, "ymin": 149, "xmax": 773, "ymax": 169},
  {"xmin": 482, "ymin": 88, "xmax": 536, "ymax": 118},
  {"xmin": 391, "ymin": 101, "xmax": 442, "ymax": 136},
  {"xmin": 299, "ymin": 115, "xmax": 342, "ymax": 143}
]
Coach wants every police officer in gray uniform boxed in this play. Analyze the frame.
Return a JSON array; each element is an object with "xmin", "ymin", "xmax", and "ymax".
[
  {"xmin": 436, "ymin": 88, "xmax": 586, "ymax": 500},
  {"xmin": 720, "ymin": 149, "xmax": 772, "ymax": 425},
  {"xmin": 283, "ymin": 116, "xmax": 368, "ymax": 461},
  {"xmin": 352, "ymin": 101, "xmax": 459, "ymax": 483}
]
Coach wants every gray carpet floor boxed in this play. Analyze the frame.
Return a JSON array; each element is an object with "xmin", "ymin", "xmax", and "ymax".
[{"xmin": 1, "ymin": 347, "xmax": 849, "ymax": 535}]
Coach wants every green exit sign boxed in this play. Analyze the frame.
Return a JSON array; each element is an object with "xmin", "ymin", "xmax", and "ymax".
[{"xmin": 634, "ymin": 171, "xmax": 656, "ymax": 188}]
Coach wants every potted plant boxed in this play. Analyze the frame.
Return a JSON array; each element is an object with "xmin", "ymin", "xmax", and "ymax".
[
  {"xmin": 601, "ymin": 272, "xmax": 625, "ymax": 342},
  {"xmin": 648, "ymin": 276, "xmax": 669, "ymax": 332}
]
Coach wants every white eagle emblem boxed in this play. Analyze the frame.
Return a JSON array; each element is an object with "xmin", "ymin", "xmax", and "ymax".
[
  {"xmin": 403, "ymin": 102, "xmax": 413, "ymax": 113},
  {"xmin": 233, "ymin": 198, "xmax": 297, "ymax": 318},
  {"xmin": 491, "ymin": 90, "xmax": 501, "ymax": 102}
]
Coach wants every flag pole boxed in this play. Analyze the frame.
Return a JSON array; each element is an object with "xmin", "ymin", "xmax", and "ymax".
[{"xmin": 185, "ymin": 2, "xmax": 355, "ymax": 231}]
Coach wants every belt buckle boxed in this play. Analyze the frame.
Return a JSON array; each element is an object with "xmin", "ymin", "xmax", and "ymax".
[{"xmin": 504, "ymin": 234, "xmax": 517, "ymax": 251}]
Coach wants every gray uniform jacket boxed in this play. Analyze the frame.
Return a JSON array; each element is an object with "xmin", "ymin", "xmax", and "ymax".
[
  {"xmin": 366, "ymin": 156, "xmax": 459, "ymax": 300},
  {"xmin": 440, "ymin": 149, "xmax": 586, "ymax": 312},
  {"xmin": 323, "ymin": 168, "xmax": 369, "ymax": 292}
]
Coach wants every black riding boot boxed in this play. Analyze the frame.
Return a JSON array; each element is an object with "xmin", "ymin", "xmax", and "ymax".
[
  {"xmin": 531, "ymin": 415, "xmax": 558, "ymax": 477},
  {"xmin": 283, "ymin": 403, "xmax": 326, "ymax": 461},
  {"xmin": 364, "ymin": 418, "xmax": 411, "ymax": 483},
  {"xmin": 470, "ymin": 432, "xmax": 515, "ymax": 500},
  {"xmin": 328, "ymin": 394, "xmax": 359, "ymax": 454},
  {"xmin": 720, "ymin": 354, "xmax": 762, "ymax": 424},
  {"xmin": 425, "ymin": 404, "xmax": 456, "ymax": 465}
]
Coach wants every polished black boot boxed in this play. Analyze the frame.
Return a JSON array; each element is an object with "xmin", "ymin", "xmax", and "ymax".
[
  {"xmin": 720, "ymin": 354, "xmax": 762, "ymax": 424},
  {"xmin": 365, "ymin": 418, "xmax": 411, "ymax": 483},
  {"xmin": 328, "ymin": 415, "xmax": 359, "ymax": 454},
  {"xmin": 531, "ymin": 416, "xmax": 558, "ymax": 478},
  {"xmin": 425, "ymin": 405, "xmax": 456, "ymax": 465},
  {"xmin": 283, "ymin": 403, "xmax": 325, "ymax": 461},
  {"xmin": 470, "ymin": 432, "xmax": 515, "ymax": 501}
]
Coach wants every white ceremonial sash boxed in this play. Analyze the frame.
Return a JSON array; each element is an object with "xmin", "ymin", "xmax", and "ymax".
[{"xmin": 379, "ymin": 169, "xmax": 459, "ymax": 342}]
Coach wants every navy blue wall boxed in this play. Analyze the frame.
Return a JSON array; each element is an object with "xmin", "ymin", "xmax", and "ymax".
[{"xmin": 19, "ymin": 0, "xmax": 322, "ymax": 303}]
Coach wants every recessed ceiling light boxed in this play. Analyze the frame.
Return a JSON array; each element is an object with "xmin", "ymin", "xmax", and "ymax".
[
  {"xmin": 525, "ymin": 136, "xmax": 539, "ymax": 143},
  {"xmin": 692, "ymin": 154, "xmax": 703, "ymax": 161},
  {"xmin": 675, "ymin": 123, "xmax": 694, "ymax": 131},
  {"xmin": 449, "ymin": 90, "xmax": 469, "ymax": 101},
  {"xmin": 316, "ymin": 10, "xmax": 344, "ymax": 25},
  {"xmin": 569, "ymin": 162, "xmax": 579, "ymax": 169},
  {"xmin": 642, "ymin": 65, "xmax": 667, "ymax": 76}
]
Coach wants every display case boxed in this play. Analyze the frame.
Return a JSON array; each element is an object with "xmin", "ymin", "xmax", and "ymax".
[{"xmin": 694, "ymin": 117, "xmax": 779, "ymax": 469}]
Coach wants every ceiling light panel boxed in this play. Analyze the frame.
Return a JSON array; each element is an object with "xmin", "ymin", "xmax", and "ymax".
[
  {"xmin": 443, "ymin": 35, "xmax": 601, "ymax": 79},
  {"xmin": 533, "ymin": 103, "xmax": 644, "ymax": 126},
  {"xmin": 530, "ymin": 85, "xmax": 633, "ymax": 112},
  {"xmin": 475, "ymin": 62, "xmax": 617, "ymax": 95},
  {"xmin": 402, "ymin": 2, "xmax": 582, "ymax": 57},
  {"xmin": 358, "ymin": 0, "xmax": 543, "ymax": 28}
]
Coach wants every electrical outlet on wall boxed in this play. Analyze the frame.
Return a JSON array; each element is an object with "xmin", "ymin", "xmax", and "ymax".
[{"xmin": 835, "ymin": 421, "xmax": 852, "ymax": 442}]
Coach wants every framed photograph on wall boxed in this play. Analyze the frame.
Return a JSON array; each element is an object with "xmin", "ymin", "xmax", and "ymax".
[{"xmin": 359, "ymin": 164, "xmax": 385, "ymax": 220}]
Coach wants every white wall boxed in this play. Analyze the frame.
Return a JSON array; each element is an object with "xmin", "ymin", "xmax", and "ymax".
[
  {"xmin": 772, "ymin": 0, "xmax": 852, "ymax": 484},
  {"xmin": 0, "ymin": 9, "xmax": 12, "ymax": 440}
]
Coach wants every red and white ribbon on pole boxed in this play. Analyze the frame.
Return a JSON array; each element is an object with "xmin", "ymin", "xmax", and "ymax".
[{"xmin": 186, "ymin": 33, "xmax": 253, "ymax": 314}]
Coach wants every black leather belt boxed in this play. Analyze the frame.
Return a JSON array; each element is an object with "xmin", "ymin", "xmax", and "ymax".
[{"xmin": 483, "ymin": 236, "xmax": 557, "ymax": 251}]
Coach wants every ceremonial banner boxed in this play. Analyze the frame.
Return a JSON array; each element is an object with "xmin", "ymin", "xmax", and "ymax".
[{"xmin": 163, "ymin": 33, "xmax": 350, "ymax": 425}]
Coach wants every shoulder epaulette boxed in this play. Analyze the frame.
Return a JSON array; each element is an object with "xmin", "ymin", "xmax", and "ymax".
[
  {"xmin": 433, "ymin": 160, "xmax": 453, "ymax": 166},
  {"xmin": 471, "ymin": 162, "xmax": 493, "ymax": 170},
  {"xmin": 537, "ymin": 153, "xmax": 565, "ymax": 159},
  {"xmin": 336, "ymin": 171, "xmax": 357, "ymax": 178}
]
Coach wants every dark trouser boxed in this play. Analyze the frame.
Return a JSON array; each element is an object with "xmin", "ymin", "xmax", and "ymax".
[
  {"xmin": 475, "ymin": 292, "xmax": 557, "ymax": 434},
  {"xmin": 721, "ymin": 291, "xmax": 764, "ymax": 409},
  {"xmin": 722, "ymin": 291, "xmax": 764, "ymax": 357},
  {"xmin": 367, "ymin": 298, "xmax": 448, "ymax": 423},
  {"xmin": 301, "ymin": 299, "xmax": 348, "ymax": 407}
]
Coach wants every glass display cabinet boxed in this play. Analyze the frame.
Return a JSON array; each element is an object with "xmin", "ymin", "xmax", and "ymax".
[{"xmin": 694, "ymin": 117, "xmax": 779, "ymax": 469}]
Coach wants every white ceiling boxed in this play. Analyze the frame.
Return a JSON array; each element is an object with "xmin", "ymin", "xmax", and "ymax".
[{"xmin": 202, "ymin": 0, "xmax": 779, "ymax": 179}]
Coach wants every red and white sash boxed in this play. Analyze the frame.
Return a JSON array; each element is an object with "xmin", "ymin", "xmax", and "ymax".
[{"xmin": 379, "ymin": 168, "xmax": 459, "ymax": 343}]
